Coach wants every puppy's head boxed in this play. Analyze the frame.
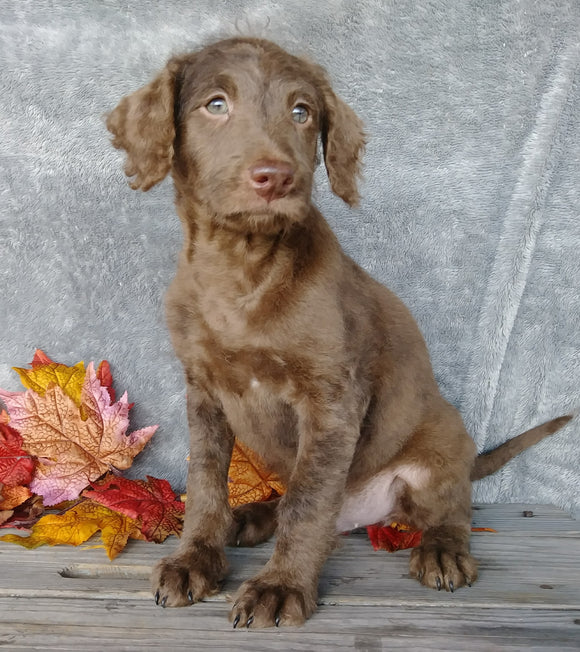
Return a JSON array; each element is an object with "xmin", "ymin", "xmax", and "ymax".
[{"xmin": 107, "ymin": 38, "xmax": 365, "ymax": 229}]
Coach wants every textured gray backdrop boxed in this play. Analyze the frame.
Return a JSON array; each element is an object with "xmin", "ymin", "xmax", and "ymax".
[{"xmin": 1, "ymin": 1, "xmax": 579, "ymax": 515}]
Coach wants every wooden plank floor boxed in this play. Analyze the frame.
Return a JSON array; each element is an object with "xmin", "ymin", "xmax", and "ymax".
[{"xmin": 1, "ymin": 503, "xmax": 579, "ymax": 650}]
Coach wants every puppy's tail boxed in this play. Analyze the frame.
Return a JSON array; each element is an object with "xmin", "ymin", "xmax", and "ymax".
[{"xmin": 470, "ymin": 414, "xmax": 574, "ymax": 481}]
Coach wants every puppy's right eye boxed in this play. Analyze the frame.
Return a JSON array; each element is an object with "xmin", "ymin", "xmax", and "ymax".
[{"xmin": 206, "ymin": 97, "xmax": 229, "ymax": 115}]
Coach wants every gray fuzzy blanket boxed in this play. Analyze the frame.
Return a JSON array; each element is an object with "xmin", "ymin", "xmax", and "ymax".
[{"xmin": 1, "ymin": 1, "xmax": 578, "ymax": 515}]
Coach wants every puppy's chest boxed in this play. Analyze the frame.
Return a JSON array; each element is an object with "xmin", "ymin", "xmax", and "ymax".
[
  {"xmin": 201, "ymin": 342, "xmax": 297, "ymax": 399},
  {"xmin": 204, "ymin": 348, "xmax": 300, "ymax": 470},
  {"xmin": 219, "ymin": 378, "xmax": 298, "ymax": 466}
]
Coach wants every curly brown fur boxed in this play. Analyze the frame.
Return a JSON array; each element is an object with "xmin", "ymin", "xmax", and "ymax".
[{"xmin": 107, "ymin": 37, "xmax": 572, "ymax": 627}]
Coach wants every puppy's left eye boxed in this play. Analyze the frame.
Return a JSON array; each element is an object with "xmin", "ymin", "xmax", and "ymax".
[{"xmin": 292, "ymin": 105, "xmax": 309, "ymax": 124}]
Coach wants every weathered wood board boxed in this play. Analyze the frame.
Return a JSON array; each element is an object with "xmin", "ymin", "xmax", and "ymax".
[{"xmin": 1, "ymin": 504, "xmax": 579, "ymax": 650}]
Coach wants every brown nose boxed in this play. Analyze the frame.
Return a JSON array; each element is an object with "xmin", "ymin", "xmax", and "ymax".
[{"xmin": 249, "ymin": 160, "xmax": 295, "ymax": 202}]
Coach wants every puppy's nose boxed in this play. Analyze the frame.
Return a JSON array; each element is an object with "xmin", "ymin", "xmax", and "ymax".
[{"xmin": 249, "ymin": 160, "xmax": 294, "ymax": 202}]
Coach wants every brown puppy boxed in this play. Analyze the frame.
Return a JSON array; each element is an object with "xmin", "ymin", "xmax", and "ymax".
[{"xmin": 107, "ymin": 37, "xmax": 572, "ymax": 628}]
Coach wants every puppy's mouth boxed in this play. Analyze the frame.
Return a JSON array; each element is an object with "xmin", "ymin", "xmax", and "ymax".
[
  {"xmin": 207, "ymin": 190, "xmax": 311, "ymax": 233},
  {"xmin": 244, "ymin": 191, "xmax": 304, "ymax": 213},
  {"xmin": 214, "ymin": 208, "xmax": 299, "ymax": 235}
]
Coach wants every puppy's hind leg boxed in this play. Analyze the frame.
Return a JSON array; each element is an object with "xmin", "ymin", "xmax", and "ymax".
[
  {"xmin": 227, "ymin": 498, "xmax": 279, "ymax": 547},
  {"xmin": 399, "ymin": 414, "xmax": 479, "ymax": 591}
]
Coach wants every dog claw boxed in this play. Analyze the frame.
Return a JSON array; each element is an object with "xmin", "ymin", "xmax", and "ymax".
[
  {"xmin": 275, "ymin": 613, "xmax": 281, "ymax": 627},
  {"xmin": 233, "ymin": 615, "xmax": 240, "ymax": 629},
  {"xmin": 154, "ymin": 591, "xmax": 160, "ymax": 605},
  {"xmin": 449, "ymin": 580, "xmax": 454, "ymax": 593},
  {"xmin": 246, "ymin": 615, "xmax": 254, "ymax": 628},
  {"xmin": 161, "ymin": 596, "xmax": 167, "ymax": 608},
  {"xmin": 436, "ymin": 577, "xmax": 442, "ymax": 591},
  {"xmin": 187, "ymin": 590, "xmax": 194, "ymax": 603}
]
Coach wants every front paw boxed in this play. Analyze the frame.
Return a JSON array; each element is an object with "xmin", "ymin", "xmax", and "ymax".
[
  {"xmin": 230, "ymin": 574, "xmax": 317, "ymax": 628},
  {"xmin": 151, "ymin": 543, "xmax": 227, "ymax": 607}
]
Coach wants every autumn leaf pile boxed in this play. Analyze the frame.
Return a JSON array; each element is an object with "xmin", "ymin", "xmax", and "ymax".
[{"xmin": 0, "ymin": 350, "xmax": 176, "ymax": 559}]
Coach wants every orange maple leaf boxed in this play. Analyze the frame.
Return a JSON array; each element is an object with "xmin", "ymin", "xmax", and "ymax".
[
  {"xmin": 0, "ymin": 363, "xmax": 157, "ymax": 505},
  {"xmin": 0, "ymin": 480, "xmax": 34, "ymax": 528},
  {"xmin": 227, "ymin": 439, "xmax": 286, "ymax": 507},
  {"xmin": 0, "ymin": 484, "xmax": 32, "ymax": 511},
  {"xmin": 0, "ymin": 500, "xmax": 142, "ymax": 560}
]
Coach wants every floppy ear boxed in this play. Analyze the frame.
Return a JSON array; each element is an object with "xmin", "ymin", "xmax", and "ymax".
[
  {"xmin": 321, "ymin": 85, "xmax": 366, "ymax": 206},
  {"xmin": 106, "ymin": 57, "xmax": 184, "ymax": 191}
]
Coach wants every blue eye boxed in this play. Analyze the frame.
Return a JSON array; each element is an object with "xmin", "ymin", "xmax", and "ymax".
[
  {"xmin": 292, "ymin": 105, "xmax": 309, "ymax": 123},
  {"xmin": 206, "ymin": 97, "xmax": 229, "ymax": 115}
]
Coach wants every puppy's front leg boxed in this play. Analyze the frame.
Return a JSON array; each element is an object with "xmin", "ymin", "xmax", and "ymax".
[
  {"xmin": 230, "ymin": 404, "xmax": 358, "ymax": 628},
  {"xmin": 152, "ymin": 384, "xmax": 234, "ymax": 607}
]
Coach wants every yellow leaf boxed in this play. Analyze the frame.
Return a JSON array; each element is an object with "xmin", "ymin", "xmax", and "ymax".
[
  {"xmin": 13, "ymin": 362, "xmax": 86, "ymax": 407},
  {"xmin": 0, "ymin": 500, "xmax": 141, "ymax": 560},
  {"xmin": 227, "ymin": 439, "xmax": 286, "ymax": 508},
  {"xmin": 100, "ymin": 511, "xmax": 144, "ymax": 560}
]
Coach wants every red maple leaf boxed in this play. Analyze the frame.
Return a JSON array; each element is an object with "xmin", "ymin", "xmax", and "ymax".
[
  {"xmin": 84, "ymin": 474, "xmax": 184, "ymax": 543},
  {"xmin": 366, "ymin": 523, "xmax": 497, "ymax": 552},
  {"xmin": 366, "ymin": 522, "xmax": 424, "ymax": 552},
  {"xmin": 30, "ymin": 349, "xmax": 54, "ymax": 368},
  {"xmin": 0, "ymin": 411, "xmax": 35, "ymax": 488}
]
